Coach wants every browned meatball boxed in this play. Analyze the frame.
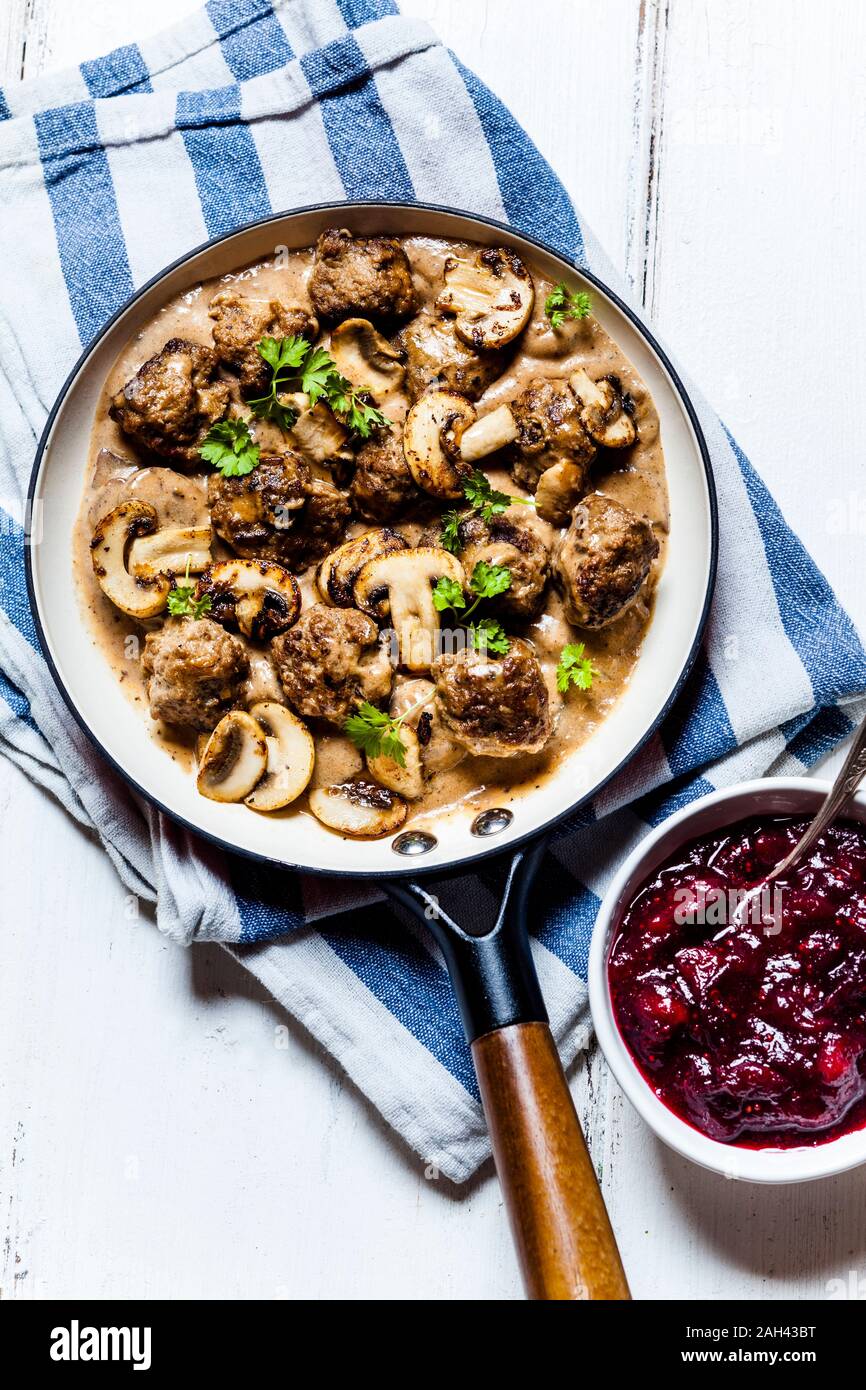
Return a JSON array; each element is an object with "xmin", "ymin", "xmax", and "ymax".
[
  {"xmin": 308, "ymin": 228, "xmax": 416, "ymax": 323},
  {"xmin": 457, "ymin": 510, "xmax": 550, "ymax": 619},
  {"xmin": 553, "ymin": 492, "xmax": 659, "ymax": 629},
  {"xmin": 397, "ymin": 309, "xmax": 509, "ymax": 403},
  {"xmin": 272, "ymin": 605, "xmax": 392, "ymax": 726},
  {"xmin": 432, "ymin": 639, "xmax": 553, "ymax": 756},
  {"xmin": 110, "ymin": 339, "xmax": 230, "ymax": 465},
  {"xmin": 509, "ymin": 378, "xmax": 596, "ymax": 492},
  {"xmin": 208, "ymin": 451, "xmax": 351, "ymax": 571},
  {"xmin": 141, "ymin": 617, "xmax": 248, "ymax": 731},
  {"xmin": 209, "ymin": 290, "xmax": 318, "ymax": 394},
  {"xmin": 350, "ymin": 428, "xmax": 422, "ymax": 522}
]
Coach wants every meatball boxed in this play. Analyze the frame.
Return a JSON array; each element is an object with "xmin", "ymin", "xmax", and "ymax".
[
  {"xmin": 208, "ymin": 451, "xmax": 351, "ymax": 571},
  {"xmin": 397, "ymin": 309, "xmax": 509, "ymax": 403},
  {"xmin": 110, "ymin": 339, "xmax": 230, "ymax": 465},
  {"xmin": 308, "ymin": 228, "xmax": 416, "ymax": 323},
  {"xmin": 350, "ymin": 428, "xmax": 422, "ymax": 523},
  {"xmin": 272, "ymin": 605, "xmax": 392, "ymax": 726},
  {"xmin": 509, "ymin": 378, "xmax": 596, "ymax": 492},
  {"xmin": 432, "ymin": 639, "xmax": 553, "ymax": 757},
  {"xmin": 553, "ymin": 492, "xmax": 659, "ymax": 629},
  {"xmin": 209, "ymin": 290, "xmax": 318, "ymax": 394},
  {"xmin": 142, "ymin": 617, "xmax": 248, "ymax": 731},
  {"xmin": 450, "ymin": 509, "xmax": 550, "ymax": 618}
]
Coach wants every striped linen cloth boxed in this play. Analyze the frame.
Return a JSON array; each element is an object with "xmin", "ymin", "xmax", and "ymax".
[{"xmin": 1, "ymin": 0, "xmax": 864, "ymax": 1181}]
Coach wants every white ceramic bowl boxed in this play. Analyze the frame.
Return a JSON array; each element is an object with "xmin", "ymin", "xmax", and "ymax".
[{"xmin": 589, "ymin": 776, "xmax": 866, "ymax": 1183}]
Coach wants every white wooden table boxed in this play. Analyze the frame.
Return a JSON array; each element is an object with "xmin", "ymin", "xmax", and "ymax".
[{"xmin": 3, "ymin": 0, "xmax": 865, "ymax": 1301}]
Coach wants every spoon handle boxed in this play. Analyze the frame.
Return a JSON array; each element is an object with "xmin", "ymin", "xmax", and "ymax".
[{"xmin": 769, "ymin": 714, "xmax": 866, "ymax": 880}]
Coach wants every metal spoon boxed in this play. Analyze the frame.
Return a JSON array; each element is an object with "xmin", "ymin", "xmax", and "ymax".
[
  {"xmin": 765, "ymin": 716, "xmax": 866, "ymax": 884},
  {"xmin": 733, "ymin": 716, "xmax": 866, "ymax": 928}
]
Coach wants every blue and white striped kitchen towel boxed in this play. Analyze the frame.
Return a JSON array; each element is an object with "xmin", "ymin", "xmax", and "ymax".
[{"xmin": 1, "ymin": 0, "xmax": 864, "ymax": 1181}]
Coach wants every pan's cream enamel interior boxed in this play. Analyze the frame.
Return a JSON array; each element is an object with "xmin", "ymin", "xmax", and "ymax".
[{"xmin": 30, "ymin": 205, "xmax": 714, "ymax": 876}]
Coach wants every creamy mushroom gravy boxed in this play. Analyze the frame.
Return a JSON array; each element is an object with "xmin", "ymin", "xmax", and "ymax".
[{"xmin": 73, "ymin": 235, "xmax": 669, "ymax": 835}]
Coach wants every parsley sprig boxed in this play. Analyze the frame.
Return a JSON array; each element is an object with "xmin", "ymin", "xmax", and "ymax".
[
  {"xmin": 247, "ymin": 336, "xmax": 309, "ymax": 431},
  {"xmin": 556, "ymin": 642, "xmax": 597, "ymax": 693},
  {"xmin": 439, "ymin": 470, "xmax": 535, "ymax": 553},
  {"xmin": 199, "ymin": 418, "xmax": 260, "ymax": 477},
  {"xmin": 344, "ymin": 691, "xmax": 434, "ymax": 768},
  {"xmin": 545, "ymin": 282, "xmax": 593, "ymax": 329},
  {"xmin": 432, "ymin": 561, "xmax": 512, "ymax": 654},
  {"xmin": 166, "ymin": 556, "xmax": 213, "ymax": 620},
  {"xmin": 248, "ymin": 335, "xmax": 389, "ymax": 438}
]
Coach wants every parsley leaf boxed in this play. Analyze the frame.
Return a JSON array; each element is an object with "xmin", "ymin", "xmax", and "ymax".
[
  {"xmin": 556, "ymin": 642, "xmax": 597, "ymax": 693},
  {"xmin": 459, "ymin": 469, "xmax": 535, "ymax": 524},
  {"xmin": 166, "ymin": 557, "xmax": 213, "ymax": 620},
  {"xmin": 545, "ymin": 282, "xmax": 593, "ymax": 330},
  {"xmin": 344, "ymin": 702, "xmax": 407, "ymax": 766},
  {"xmin": 432, "ymin": 575, "xmax": 466, "ymax": 613},
  {"xmin": 462, "ymin": 470, "xmax": 512, "ymax": 521},
  {"xmin": 246, "ymin": 335, "xmax": 308, "ymax": 431},
  {"xmin": 343, "ymin": 692, "xmax": 435, "ymax": 768},
  {"xmin": 430, "ymin": 561, "xmax": 511, "ymax": 636},
  {"xmin": 469, "ymin": 618, "xmax": 510, "ymax": 655},
  {"xmin": 439, "ymin": 510, "xmax": 462, "ymax": 554},
  {"xmin": 199, "ymin": 418, "xmax": 261, "ymax": 477},
  {"xmin": 248, "ymin": 335, "xmax": 389, "ymax": 440},
  {"xmin": 469, "ymin": 560, "xmax": 512, "ymax": 601}
]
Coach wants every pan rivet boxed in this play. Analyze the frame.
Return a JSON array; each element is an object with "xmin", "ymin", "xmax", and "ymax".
[
  {"xmin": 471, "ymin": 808, "xmax": 514, "ymax": 837},
  {"xmin": 392, "ymin": 830, "xmax": 438, "ymax": 856}
]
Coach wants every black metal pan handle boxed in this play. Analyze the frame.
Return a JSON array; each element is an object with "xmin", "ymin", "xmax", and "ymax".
[{"xmin": 384, "ymin": 839, "xmax": 630, "ymax": 1301}]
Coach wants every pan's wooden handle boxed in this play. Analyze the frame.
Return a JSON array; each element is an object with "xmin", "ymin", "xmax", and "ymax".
[{"xmin": 472, "ymin": 1021, "xmax": 630, "ymax": 1301}]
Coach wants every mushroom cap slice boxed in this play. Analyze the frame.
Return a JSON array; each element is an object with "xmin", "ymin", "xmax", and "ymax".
[
  {"xmin": 128, "ymin": 525, "xmax": 213, "ymax": 580},
  {"xmin": 90, "ymin": 500, "xmax": 170, "ymax": 619},
  {"xmin": 315, "ymin": 527, "xmax": 408, "ymax": 607},
  {"xmin": 353, "ymin": 546, "xmax": 466, "ymax": 672},
  {"xmin": 309, "ymin": 780, "xmax": 408, "ymax": 838},
  {"xmin": 244, "ymin": 701, "xmax": 315, "ymax": 811},
  {"xmin": 569, "ymin": 368, "xmax": 637, "ymax": 448},
  {"xmin": 534, "ymin": 461, "xmax": 589, "ymax": 525},
  {"xmin": 197, "ymin": 710, "xmax": 268, "ymax": 803},
  {"xmin": 402, "ymin": 390, "xmax": 476, "ymax": 499},
  {"xmin": 198, "ymin": 560, "xmax": 301, "ymax": 640},
  {"xmin": 366, "ymin": 724, "xmax": 424, "ymax": 801},
  {"xmin": 290, "ymin": 399, "xmax": 353, "ymax": 467},
  {"xmin": 329, "ymin": 318, "xmax": 405, "ymax": 398},
  {"xmin": 436, "ymin": 247, "xmax": 535, "ymax": 350}
]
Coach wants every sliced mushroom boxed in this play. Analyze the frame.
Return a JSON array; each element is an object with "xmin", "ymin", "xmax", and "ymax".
[
  {"xmin": 315, "ymin": 528, "xmax": 408, "ymax": 608},
  {"xmin": 330, "ymin": 318, "xmax": 405, "ymax": 397},
  {"xmin": 197, "ymin": 710, "xmax": 268, "ymax": 803},
  {"xmin": 309, "ymin": 780, "xmax": 408, "ymax": 839},
  {"xmin": 244, "ymin": 701, "xmax": 315, "ymax": 812},
  {"xmin": 198, "ymin": 560, "xmax": 301, "ymax": 641},
  {"xmin": 367, "ymin": 724, "xmax": 424, "ymax": 801},
  {"xmin": 90, "ymin": 501, "xmax": 171, "ymax": 619},
  {"xmin": 290, "ymin": 399, "xmax": 353, "ymax": 467},
  {"xmin": 391, "ymin": 678, "xmax": 465, "ymax": 776},
  {"xmin": 354, "ymin": 547, "xmax": 466, "ymax": 673},
  {"xmin": 436, "ymin": 247, "xmax": 534, "ymax": 350},
  {"xmin": 459, "ymin": 403, "xmax": 520, "ymax": 463},
  {"xmin": 128, "ymin": 525, "xmax": 213, "ymax": 580},
  {"xmin": 402, "ymin": 390, "xmax": 476, "ymax": 499},
  {"xmin": 569, "ymin": 368, "xmax": 637, "ymax": 448},
  {"xmin": 534, "ymin": 462, "xmax": 589, "ymax": 525}
]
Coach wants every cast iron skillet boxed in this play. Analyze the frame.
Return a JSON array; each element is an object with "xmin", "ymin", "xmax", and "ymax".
[{"xmin": 27, "ymin": 203, "xmax": 717, "ymax": 1299}]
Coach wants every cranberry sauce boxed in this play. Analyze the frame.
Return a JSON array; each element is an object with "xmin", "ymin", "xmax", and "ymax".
[{"xmin": 608, "ymin": 816, "xmax": 866, "ymax": 1147}]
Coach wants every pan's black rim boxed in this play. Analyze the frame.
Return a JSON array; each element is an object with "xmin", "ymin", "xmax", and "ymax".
[{"xmin": 25, "ymin": 199, "xmax": 719, "ymax": 882}]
